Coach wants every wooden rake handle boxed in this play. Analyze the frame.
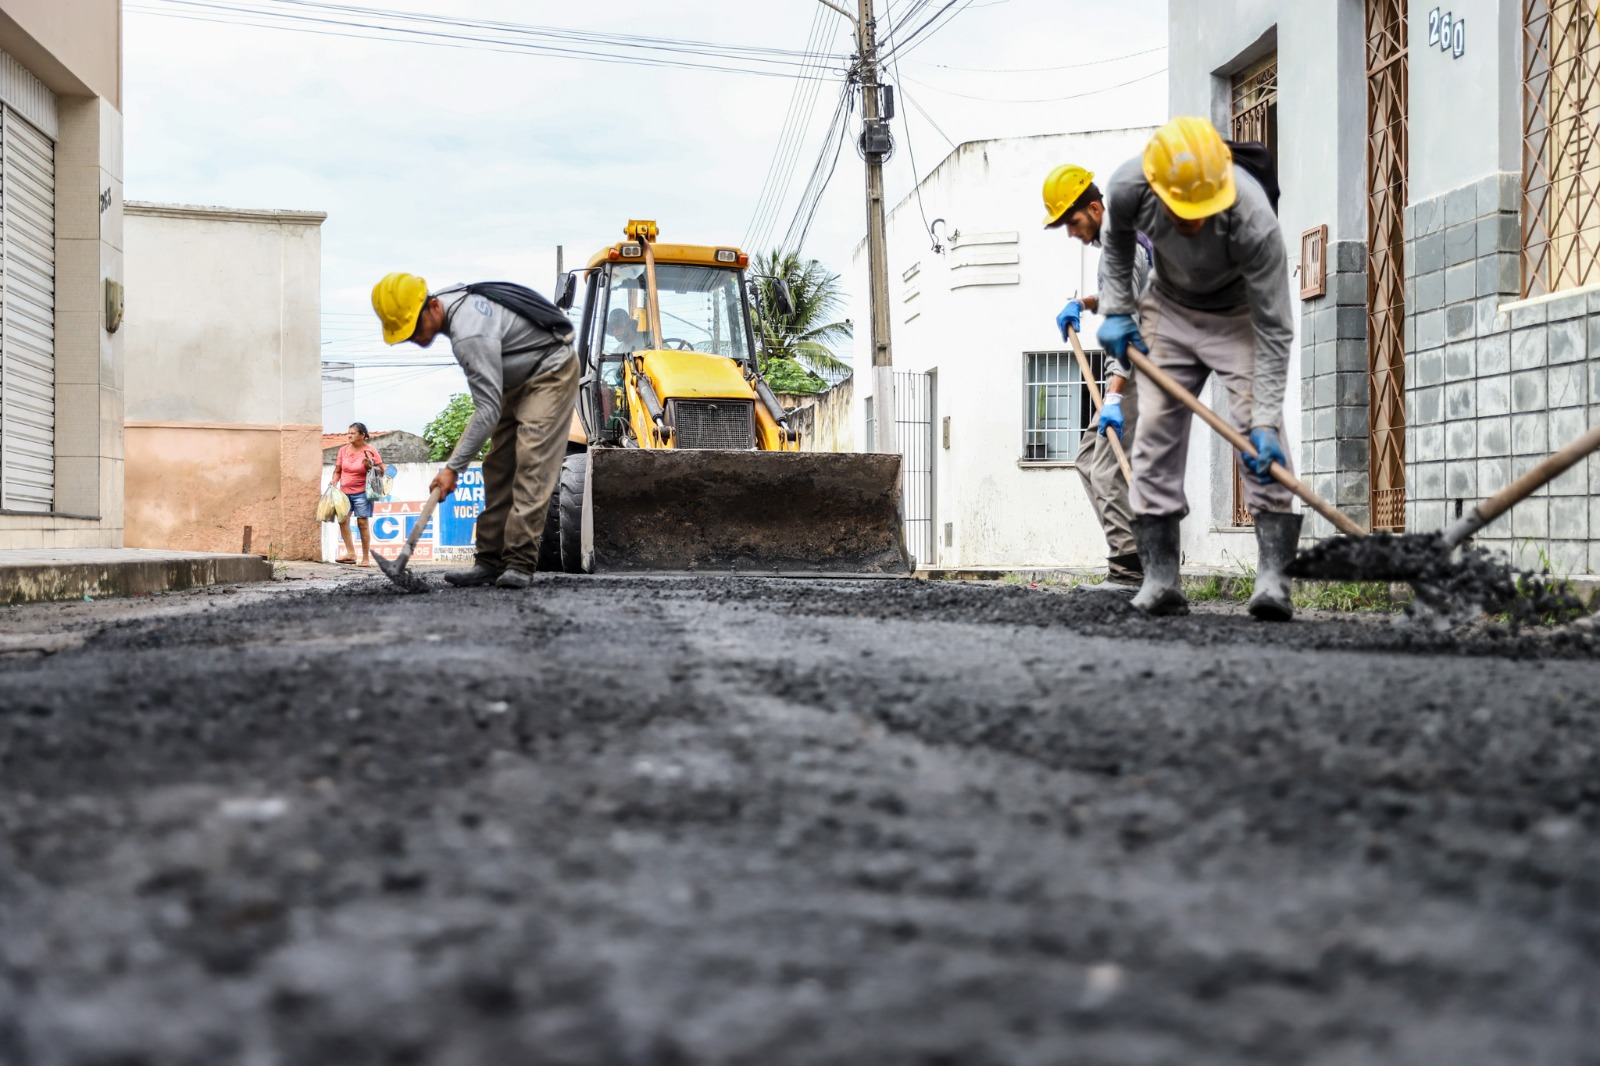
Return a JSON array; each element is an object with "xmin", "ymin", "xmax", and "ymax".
[
  {"xmin": 1121, "ymin": 346, "xmax": 1369, "ymax": 537},
  {"xmin": 1064, "ymin": 325, "xmax": 1133, "ymax": 482}
]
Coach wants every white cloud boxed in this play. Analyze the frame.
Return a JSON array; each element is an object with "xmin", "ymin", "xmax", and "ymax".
[{"xmin": 125, "ymin": 0, "xmax": 1167, "ymax": 435}]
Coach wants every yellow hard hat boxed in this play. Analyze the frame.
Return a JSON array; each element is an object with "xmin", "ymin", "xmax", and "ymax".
[
  {"xmin": 1143, "ymin": 117, "xmax": 1236, "ymax": 220},
  {"xmin": 372, "ymin": 272, "xmax": 429, "ymax": 344},
  {"xmin": 1041, "ymin": 164, "xmax": 1095, "ymax": 227}
]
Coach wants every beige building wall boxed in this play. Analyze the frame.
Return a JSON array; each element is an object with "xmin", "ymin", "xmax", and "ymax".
[
  {"xmin": 0, "ymin": 0, "xmax": 125, "ymax": 550},
  {"xmin": 123, "ymin": 203, "xmax": 328, "ymax": 560}
]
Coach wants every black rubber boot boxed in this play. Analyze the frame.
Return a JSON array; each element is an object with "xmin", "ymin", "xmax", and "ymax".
[
  {"xmin": 1248, "ymin": 511, "xmax": 1303, "ymax": 621},
  {"xmin": 444, "ymin": 561, "xmax": 503, "ymax": 587},
  {"xmin": 1131, "ymin": 515, "xmax": 1188, "ymax": 616},
  {"xmin": 1105, "ymin": 551, "xmax": 1144, "ymax": 587}
]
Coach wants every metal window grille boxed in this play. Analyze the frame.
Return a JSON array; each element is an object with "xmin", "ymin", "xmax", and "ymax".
[
  {"xmin": 1230, "ymin": 55, "xmax": 1279, "ymax": 527},
  {"xmin": 1022, "ymin": 350, "xmax": 1112, "ymax": 462},
  {"xmin": 1367, "ymin": 0, "xmax": 1408, "ymax": 532},
  {"xmin": 895, "ymin": 370, "xmax": 935, "ymax": 567},
  {"xmin": 1521, "ymin": 0, "xmax": 1600, "ymax": 298},
  {"xmin": 1231, "ymin": 57, "xmax": 1279, "ymax": 154}
]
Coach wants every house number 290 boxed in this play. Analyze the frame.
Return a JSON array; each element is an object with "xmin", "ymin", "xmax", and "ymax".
[{"xmin": 1428, "ymin": 8, "xmax": 1466, "ymax": 58}]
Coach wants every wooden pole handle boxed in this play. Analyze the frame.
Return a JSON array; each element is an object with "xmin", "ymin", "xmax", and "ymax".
[
  {"xmin": 1121, "ymin": 346, "xmax": 1369, "ymax": 537},
  {"xmin": 1064, "ymin": 325, "xmax": 1134, "ymax": 482},
  {"xmin": 399, "ymin": 486, "xmax": 444, "ymax": 562}
]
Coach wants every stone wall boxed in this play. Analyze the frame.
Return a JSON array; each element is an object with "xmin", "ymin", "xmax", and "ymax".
[{"xmin": 1404, "ymin": 172, "xmax": 1597, "ymax": 575}]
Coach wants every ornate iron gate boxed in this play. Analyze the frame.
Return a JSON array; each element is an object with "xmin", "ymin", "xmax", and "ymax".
[
  {"xmin": 1366, "ymin": 0, "xmax": 1408, "ymax": 532},
  {"xmin": 1229, "ymin": 56, "xmax": 1278, "ymax": 527},
  {"xmin": 1521, "ymin": 0, "xmax": 1600, "ymax": 298}
]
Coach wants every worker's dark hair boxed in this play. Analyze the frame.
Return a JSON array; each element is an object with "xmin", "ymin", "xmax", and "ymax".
[
  {"xmin": 1066, "ymin": 182, "xmax": 1103, "ymax": 218},
  {"xmin": 349, "ymin": 422, "xmax": 370, "ymax": 439},
  {"xmin": 607, "ymin": 307, "xmax": 633, "ymax": 327}
]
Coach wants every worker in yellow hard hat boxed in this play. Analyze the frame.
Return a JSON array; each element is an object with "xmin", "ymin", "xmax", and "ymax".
[
  {"xmin": 371, "ymin": 271, "xmax": 579, "ymax": 590},
  {"xmin": 1093, "ymin": 116, "xmax": 1299, "ymax": 620},
  {"xmin": 1041, "ymin": 164, "xmax": 1156, "ymax": 587}
]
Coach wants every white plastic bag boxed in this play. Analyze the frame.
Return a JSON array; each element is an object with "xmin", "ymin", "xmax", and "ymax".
[{"xmin": 317, "ymin": 483, "xmax": 350, "ymax": 523}]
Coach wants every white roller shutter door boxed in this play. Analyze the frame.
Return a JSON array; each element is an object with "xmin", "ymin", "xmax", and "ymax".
[{"xmin": 0, "ymin": 108, "xmax": 55, "ymax": 512}]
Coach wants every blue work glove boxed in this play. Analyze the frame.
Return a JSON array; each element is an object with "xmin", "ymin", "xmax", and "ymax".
[
  {"xmin": 1055, "ymin": 300, "xmax": 1084, "ymax": 341},
  {"xmin": 1097, "ymin": 392, "xmax": 1124, "ymax": 439},
  {"xmin": 1096, "ymin": 314, "xmax": 1148, "ymax": 360},
  {"xmin": 1242, "ymin": 427, "xmax": 1287, "ymax": 484}
]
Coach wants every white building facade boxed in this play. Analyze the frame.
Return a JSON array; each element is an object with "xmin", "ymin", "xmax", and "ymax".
[
  {"xmin": 1170, "ymin": 0, "xmax": 1600, "ymax": 576},
  {"xmin": 850, "ymin": 126, "xmax": 1275, "ymax": 571}
]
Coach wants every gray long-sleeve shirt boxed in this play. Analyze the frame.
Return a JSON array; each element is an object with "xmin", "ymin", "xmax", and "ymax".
[
  {"xmin": 436, "ymin": 285, "xmax": 575, "ymax": 473},
  {"xmin": 1098, "ymin": 156, "xmax": 1293, "ymax": 425},
  {"xmin": 1093, "ymin": 217, "xmax": 1155, "ymax": 379}
]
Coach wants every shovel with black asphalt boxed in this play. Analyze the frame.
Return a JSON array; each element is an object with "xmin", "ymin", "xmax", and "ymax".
[
  {"xmin": 1290, "ymin": 420, "xmax": 1600, "ymax": 582},
  {"xmin": 374, "ymin": 486, "xmax": 443, "ymax": 594}
]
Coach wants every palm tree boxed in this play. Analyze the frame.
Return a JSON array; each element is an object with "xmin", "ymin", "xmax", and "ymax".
[{"xmin": 750, "ymin": 251, "xmax": 853, "ymax": 378}]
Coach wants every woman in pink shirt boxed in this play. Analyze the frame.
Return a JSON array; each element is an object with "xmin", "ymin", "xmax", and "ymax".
[{"xmin": 334, "ymin": 422, "xmax": 384, "ymax": 565}]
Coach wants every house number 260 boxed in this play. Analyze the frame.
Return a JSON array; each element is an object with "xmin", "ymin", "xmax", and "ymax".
[{"xmin": 1428, "ymin": 8, "xmax": 1466, "ymax": 58}]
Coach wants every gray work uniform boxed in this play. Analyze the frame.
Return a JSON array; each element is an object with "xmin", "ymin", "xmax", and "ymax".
[
  {"xmin": 1075, "ymin": 225, "xmax": 1154, "ymax": 577},
  {"xmin": 1098, "ymin": 159, "xmax": 1295, "ymax": 519},
  {"xmin": 437, "ymin": 286, "xmax": 579, "ymax": 574}
]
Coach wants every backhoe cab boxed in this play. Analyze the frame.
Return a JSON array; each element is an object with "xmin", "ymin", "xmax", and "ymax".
[{"xmin": 544, "ymin": 220, "xmax": 910, "ymax": 576}]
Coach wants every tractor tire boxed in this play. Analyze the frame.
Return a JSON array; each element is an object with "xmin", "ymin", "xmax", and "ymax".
[
  {"xmin": 558, "ymin": 453, "xmax": 586, "ymax": 573},
  {"xmin": 536, "ymin": 481, "xmax": 562, "ymax": 572}
]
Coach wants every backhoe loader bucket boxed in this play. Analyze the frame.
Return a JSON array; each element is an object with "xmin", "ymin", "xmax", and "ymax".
[{"xmin": 582, "ymin": 449, "xmax": 912, "ymax": 576}]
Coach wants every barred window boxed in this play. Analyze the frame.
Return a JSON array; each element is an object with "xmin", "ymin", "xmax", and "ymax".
[
  {"xmin": 1022, "ymin": 350, "xmax": 1110, "ymax": 462},
  {"xmin": 1522, "ymin": 0, "xmax": 1600, "ymax": 297}
]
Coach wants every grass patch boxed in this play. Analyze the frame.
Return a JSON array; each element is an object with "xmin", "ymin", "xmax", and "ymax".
[
  {"xmin": 1182, "ymin": 569, "xmax": 1400, "ymax": 612},
  {"xmin": 1292, "ymin": 581, "xmax": 1400, "ymax": 612}
]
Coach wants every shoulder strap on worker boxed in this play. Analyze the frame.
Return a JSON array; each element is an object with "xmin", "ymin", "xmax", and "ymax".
[
  {"xmin": 1224, "ymin": 139, "xmax": 1280, "ymax": 215},
  {"xmin": 462, "ymin": 281, "xmax": 575, "ymax": 338}
]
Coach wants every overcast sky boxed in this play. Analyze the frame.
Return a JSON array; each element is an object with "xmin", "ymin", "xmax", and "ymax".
[{"xmin": 123, "ymin": 0, "xmax": 1168, "ymax": 435}]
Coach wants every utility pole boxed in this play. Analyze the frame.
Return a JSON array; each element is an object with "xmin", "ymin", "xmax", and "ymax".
[{"xmin": 855, "ymin": 0, "xmax": 897, "ymax": 454}]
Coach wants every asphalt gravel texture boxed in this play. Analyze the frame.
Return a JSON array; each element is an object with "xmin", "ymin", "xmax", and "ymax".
[{"xmin": 2, "ymin": 573, "xmax": 1599, "ymax": 1065}]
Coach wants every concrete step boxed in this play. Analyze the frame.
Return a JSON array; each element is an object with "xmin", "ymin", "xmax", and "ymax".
[{"xmin": 0, "ymin": 549, "xmax": 274, "ymax": 606}]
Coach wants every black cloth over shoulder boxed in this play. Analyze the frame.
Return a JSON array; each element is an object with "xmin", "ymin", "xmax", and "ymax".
[
  {"xmin": 463, "ymin": 281, "xmax": 575, "ymax": 338},
  {"xmin": 1224, "ymin": 140, "xmax": 1280, "ymax": 215}
]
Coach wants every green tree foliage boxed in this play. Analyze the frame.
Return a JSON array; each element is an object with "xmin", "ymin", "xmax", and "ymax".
[
  {"xmin": 751, "ymin": 251, "xmax": 852, "ymax": 380},
  {"xmin": 423, "ymin": 393, "xmax": 489, "ymax": 461},
  {"xmin": 761, "ymin": 356, "xmax": 828, "ymax": 395}
]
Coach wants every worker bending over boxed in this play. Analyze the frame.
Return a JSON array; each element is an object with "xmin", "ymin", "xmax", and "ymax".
[
  {"xmin": 1095, "ymin": 117, "xmax": 1299, "ymax": 620},
  {"xmin": 1042, "ymin": 165, "xmax": 1154, "ymax": 587},
  {"xmin": 372, "ymin": 274, "xmax": 579, "ymax": 589}
]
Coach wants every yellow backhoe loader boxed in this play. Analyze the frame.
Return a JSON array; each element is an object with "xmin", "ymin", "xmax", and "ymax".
[{"xmin": 542, "ymin": 219, "xmax": 910, "ymax": 575}]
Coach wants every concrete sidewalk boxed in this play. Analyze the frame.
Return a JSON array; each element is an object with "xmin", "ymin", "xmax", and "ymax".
[{"xmin": 0, "ymin": 549, "xmax": 274, "ymax": 606}]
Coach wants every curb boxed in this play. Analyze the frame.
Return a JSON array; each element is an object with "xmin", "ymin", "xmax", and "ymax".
[{"xmin": 0, "ymin": 553, "xmax": 274, "ymax": 606}]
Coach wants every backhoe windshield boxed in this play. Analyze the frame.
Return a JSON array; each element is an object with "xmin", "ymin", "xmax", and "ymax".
[{"xmin": 603, "ymin": 262, "xmax": 752, "ymax": 361}]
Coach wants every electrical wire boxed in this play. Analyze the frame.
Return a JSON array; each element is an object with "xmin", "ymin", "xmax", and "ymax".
[
  {"xmin": 882, "ymin": 3, "xmax": 933, "ymax": 244},
  {"xmin": 127, "ymin": 0, "xmax": 849, "ymax": 80},
  {"xmin": 914, "ymin": 44, "xmax": 1166, "ymax": 74},
  {"xmin": 903, "ymin": 66, "xmax": 1166, "ymax": 104},
  {"xmin": 743, "ymin": 5, "xmax": 836, "ymax": 252},
  {"xmin": 901, "ymin": 87, "xmax": 956, "ymax": 150},
  {"xmin": 779, "ymin": 84, "xmax": 857, "ymax": 255},
  {"xmin": 881, "ymin": 0, "xmax": 981, "ymax": 64}
]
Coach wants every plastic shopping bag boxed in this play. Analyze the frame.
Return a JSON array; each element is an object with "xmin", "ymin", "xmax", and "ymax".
[
  {"xmin": 365, "ymin": 464, "xmax": 390, "ymax": 502},
  {"xmin": 317, "ymin": 482, "xmax": 350, "ymax": 523}
]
